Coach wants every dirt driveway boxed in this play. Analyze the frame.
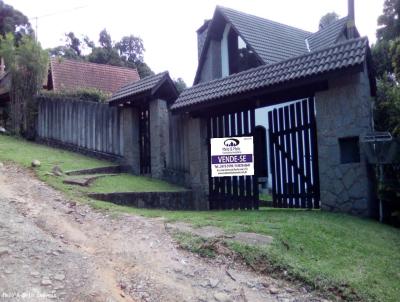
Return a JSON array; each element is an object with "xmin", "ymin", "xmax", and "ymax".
[{"xmin": 0, "ymin": 164, "xmax": 325, "ymax": 302}]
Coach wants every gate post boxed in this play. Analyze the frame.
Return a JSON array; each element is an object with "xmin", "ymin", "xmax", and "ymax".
[
  {"xmin": 186, "ymin": 115, "xmax": 209, "ymax": 210},
  {"xmin": 149, "ymin": 98, "xmax": 170, "ymax": 179},
  {"xmin": 315, "ymin": 64, "xmax": 374, "ymax": 217},
  {"xmin": 121, "ymin": 107, "xmax": 140, "ymax": 174}
]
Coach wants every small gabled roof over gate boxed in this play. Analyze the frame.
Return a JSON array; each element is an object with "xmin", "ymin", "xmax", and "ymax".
[
  {"xmin": 172, "ymin": 37, "xmax": 373, "ymax": 113},
  {"xmin": 108, "ymin": 71, "xmax": 179, "ymax": 106}
]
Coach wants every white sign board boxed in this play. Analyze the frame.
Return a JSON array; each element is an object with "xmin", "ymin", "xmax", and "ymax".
[{"xmin": 211, "ymin": 136, "xmax": 254, "ymax": 177}]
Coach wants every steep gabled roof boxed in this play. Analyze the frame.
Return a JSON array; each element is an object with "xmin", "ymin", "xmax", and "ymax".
[
  {"xmin": 172, "ymin": 37, "xmax": 369, "ymax": 112},
  {"xmin": 219, "ymin": 6, "xmax": 311, "ymax": 64},
  {"xmin": 108, "ymin": 71, "xmax": 179, "ymax": 106},
  {"xmin": 48, "ymin": 58, "xmax": 140, "ymax": 94},
  {"xmin": 194, "ymin": 6, "xmax": 359, "ymax": 85}
]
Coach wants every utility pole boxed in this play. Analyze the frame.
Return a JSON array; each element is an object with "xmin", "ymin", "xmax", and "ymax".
[{"xmin": 31, "ymin": 5, "xmax": 87, "ymax": 42}]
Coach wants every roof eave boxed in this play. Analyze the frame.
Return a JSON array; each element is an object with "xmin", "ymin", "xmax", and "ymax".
[{"xmin": 172, "ymin": 63, "xmax": 365, "ymax": 114}]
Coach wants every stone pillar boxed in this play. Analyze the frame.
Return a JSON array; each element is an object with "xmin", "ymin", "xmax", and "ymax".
[
  {"xmin": 315, "ymin": 64, "xmax": 374, "ymax": 216},
  {"xmin": 149, "ymin": 99, "xmax": 170, "ymax": 179},
  {"xmin": 186, "ymin": 115, "xmax": 209, "ymax": 210},
  {"xmin": 121, "ymin": 107, "xmax": 140, "ymax": 174}
]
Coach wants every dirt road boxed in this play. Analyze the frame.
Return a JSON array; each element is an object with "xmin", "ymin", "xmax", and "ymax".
[{"xmin": 0, "ymin": 164, "xmax": 324, "ymax": 301}]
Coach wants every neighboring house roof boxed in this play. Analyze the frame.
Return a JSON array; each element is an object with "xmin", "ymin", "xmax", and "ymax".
[
  {"xmin": 172, "ymin": 37, "xmax": 369, "ymax": 112},
  {"xmin": 48, "ymin": 58, "xmax": 140, "ymax": 94},
  {"xmin": 108, "ymin": 71, "xmax": 179, "ymax": 106},
  {"xmin": 194, "ymin": 6, "xmax": 358, "ymax": 84}
]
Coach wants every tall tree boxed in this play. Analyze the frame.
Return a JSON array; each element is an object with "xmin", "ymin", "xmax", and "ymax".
[
  {"xmin": 115, "ymin": 35, "xmax": 144, "ymax": 66},
  {"xmin": 377, "ymin": 0, "xmax": 400, "ymax": 41},
  {"xmin": 0, "ymin": 0, "xmax": 32, "ymax": 38},
  {"xmin": 319, "ymin": 12, "xmax": 339, "ymax": 29},
  {"xmin": 0, "ymin": 33, "xmax": 48, "ymax": 137}
]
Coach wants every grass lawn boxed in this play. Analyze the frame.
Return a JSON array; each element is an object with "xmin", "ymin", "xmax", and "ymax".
[
  {"xmin": 1, "ymin": 135, "xmax": 399, "ymax": 301},
  {"xmin": 0, "ymin": 135, "xmax": 184, "ymax": 195}
]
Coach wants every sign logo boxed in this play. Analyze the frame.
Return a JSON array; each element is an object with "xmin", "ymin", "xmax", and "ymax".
[
  {"xmin": 211, "ymin": 136, "xmax": 254, "ymax": 177},
  {"xmin": 224, "ymin": 138, "xmax": 240, "ymax": 147}
]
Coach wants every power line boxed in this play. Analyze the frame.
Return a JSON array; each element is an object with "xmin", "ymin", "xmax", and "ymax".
[{"xmin": 30, "ymin": 5, "xmax": 88, "ymax": 41}]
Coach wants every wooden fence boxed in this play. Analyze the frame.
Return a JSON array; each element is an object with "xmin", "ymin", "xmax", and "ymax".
[{"xmin": 37, "ymin": 98, "xmax": 123, "ymax": 156}]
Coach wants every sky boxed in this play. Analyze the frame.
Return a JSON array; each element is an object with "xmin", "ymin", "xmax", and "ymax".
[{"xmin": 11, "ymin": 0, "xmax": 385, "ymax": 86}]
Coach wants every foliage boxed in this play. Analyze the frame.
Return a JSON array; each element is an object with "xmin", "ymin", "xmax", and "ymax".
[
  {"xmin": 377, "ymin": 0, "xmax": 400, "ymax": 41},
  {"xmin": 371, "ymin": 0, "xmax": 400, "ymax": 225},
  {"xmin": 319, "ymin": 12, "xmax": 339, "ymax": 29},
  {"xmin": 0, "ymin": 0, "xmax": 32, "ymax": 39},
  {"xmin": 0, "ymin": 33, "xmax": 48, "ymax": 138},
  {"xmin": 49, "ymin": 29, "xmax": 153, "ymax": 78},
  {"xmin": 40, "ymin": 87, "xmax": 111, "ymax": 103},
  {"xmin": 374, "ymin": 76, "xmax": 400, "ymax": 135},
  {"xmin": 173, "ymin": 77, "xmax": 187, "ymax": 93}
]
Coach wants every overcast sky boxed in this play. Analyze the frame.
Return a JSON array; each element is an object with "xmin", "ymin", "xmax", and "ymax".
[{"xmin": 12, "ymin": 0, "xmax": 384, "ymax": 86}]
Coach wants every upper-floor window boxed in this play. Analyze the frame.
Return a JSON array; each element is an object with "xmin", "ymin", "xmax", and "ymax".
[{"xmin": 222, "ymin": 24, "xmax": 260, "ymax": 77}]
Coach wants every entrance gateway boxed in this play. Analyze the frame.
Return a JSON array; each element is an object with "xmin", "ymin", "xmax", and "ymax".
[{"xmin": 208, "ymin": 98, "xmax": 320, "ymax": 210}]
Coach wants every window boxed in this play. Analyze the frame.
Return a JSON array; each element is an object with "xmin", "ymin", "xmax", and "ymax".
[
  {"xmin": 223, "ymin": 26, "xmax": 260, "ymax": 75},
  {"xmin": 339, "ymin": 137, "xmax": 360, "ymax": 164}
]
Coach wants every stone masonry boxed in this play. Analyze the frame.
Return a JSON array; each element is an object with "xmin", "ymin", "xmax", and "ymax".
[
  {"xmin": 149, "ymin": 99, "xmax": 170, "ymax": 179},
  {"xmin": 315, "ymin": 64, "xmax": 374, "ymax": 216},
  {"xmin": 121, "ymin": 107, "xmax": 140, "ymax": 174}
]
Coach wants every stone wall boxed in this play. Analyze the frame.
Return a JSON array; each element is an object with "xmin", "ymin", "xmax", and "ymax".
[
  {"xmin": 315, "ymin": 65, "xmax": 374, "ymax": 216},
  {"xmin": 184, "ymin": 116, "xmax": 210, "ymax": 210},
  {"xmin": 88, "ymin": 191, "xmax": 195, "ymax": 210},
  {"xmin": 121, "ymin": 107, "xmax": 140, "ymax": 174},
  {"xmin": 149, "ymin": 99, "xmax": 170, "ymax": 179}
]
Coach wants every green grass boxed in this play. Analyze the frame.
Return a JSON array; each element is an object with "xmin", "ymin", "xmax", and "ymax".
[
  {"xmin": 1, "ymin": 135, "xmax": 400, "ymax": 301},
  {"xmin": 79, "ymin": 174, "xmax": 186, "ymax": 193},
  {"xmin": 0, "ymin": 135, "xmax": 185, "ymax": 196}
]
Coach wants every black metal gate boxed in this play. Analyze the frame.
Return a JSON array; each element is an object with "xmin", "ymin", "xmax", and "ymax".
[
  {"xmin": 207, "ymin": 109, "xmax": 259, "ymax": 210},
  {"xmin": 268, "ymin": 98, "xmax": 320, "ymax": 209},
  {"xmin": 139, "ymin": 106, "xmax": 151, "ymax": 174}
]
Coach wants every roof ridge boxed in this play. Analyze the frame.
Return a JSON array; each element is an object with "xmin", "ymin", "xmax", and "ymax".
[
  {"xmin": 50, "ymin": 57, "xmax": 139, "ymax": 73},
  {"xmin": 117, "ymin": 71, "xmax": 168, "ymax": 90},
  {"xmin": 183, "ymin": 36, "xmax": 368, "ymax": 95},
  {"xmin": 217, "ymin": 6, "xmax": 313, "ymax": 35}
]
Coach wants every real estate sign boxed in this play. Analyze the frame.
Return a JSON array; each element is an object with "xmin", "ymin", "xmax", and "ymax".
[{"xmin": 211, "ymin": 136, "xmax": 254, "ymax": 177}]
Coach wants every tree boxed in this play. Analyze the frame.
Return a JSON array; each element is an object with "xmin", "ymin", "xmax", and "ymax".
[
  {"xmin": 115, "ymin": 35, "xmax": 144, "ymax": 65},
  {"xmin": 377, "ymin": 0, "xmax": 400, "ymax": 41},
  {"xmin": 0, "ymin": 0, "xmax": 32, "ymax": 39},
  {"xmin": 0, "ymin": 33, "xmax": 48, "ymax": 137},
  {"xmin": 99, "ymin": 29, "xmax": 112, "ymax": 49},
  {"xmin": 173, "ymin": 77, "xmax": 187, "ymax": 93},
  {"xmin": 319, "ymin": 12, "xmax": 339, "ymax": 29},
  {"xmin": 65, "ymin": 32, "xmax": 82, "ymax": 56}
]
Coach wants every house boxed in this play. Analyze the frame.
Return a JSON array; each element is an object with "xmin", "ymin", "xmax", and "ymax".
[
  {"xmin": 36, "ymin": 1, "xmax": 377, "ymax": 216},
  {"xmin": 45, "ymin": 57, "xmax": 140, "ymax": 94},
  {"xmin": 169, "ymin": 0, "xmax": 376, "ymax": 215}
]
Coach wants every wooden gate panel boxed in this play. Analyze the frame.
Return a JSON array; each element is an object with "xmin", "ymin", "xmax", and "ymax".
[
  {"xmin": 268, "ymin": 98, "xmax": 320, "ymax": 209},
  {"xmin": 208, "ymin": 109, "xmax": 259, "ymax": 210}
]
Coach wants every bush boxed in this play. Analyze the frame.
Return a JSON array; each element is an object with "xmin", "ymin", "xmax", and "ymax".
[{"xmin": 40, "ymin": 87, "xmax": 111, "ymax": 102}]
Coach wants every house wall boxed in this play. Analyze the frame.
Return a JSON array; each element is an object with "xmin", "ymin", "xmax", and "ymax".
[
  {"xmin": 315, "ymin": 65, "xmax": 374, "ymax": 216},
  {"xmin": 198, "ymin": 39, "xmax": 222, "ymax": 83}
]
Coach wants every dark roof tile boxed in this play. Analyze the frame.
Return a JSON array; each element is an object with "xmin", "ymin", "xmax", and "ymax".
[
  {"xmin": 108, "ymin": 71, "xmax": 178, "ymax": 105},
  {"xmin": 172, "ymin": 37, "xmax": 368, "ymax": 112}
]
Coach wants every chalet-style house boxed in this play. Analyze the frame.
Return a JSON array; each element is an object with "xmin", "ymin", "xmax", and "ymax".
[{"xmin": 36, "ymin": 0, "xmax": 377, "ymax": 217}]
